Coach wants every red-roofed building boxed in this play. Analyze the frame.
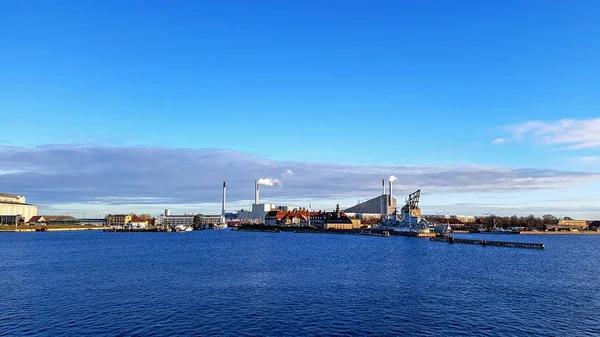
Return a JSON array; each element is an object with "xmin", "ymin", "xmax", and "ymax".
[{"xmin": 127, "ymin": 217, "xmax": 148, "ymax": 229}]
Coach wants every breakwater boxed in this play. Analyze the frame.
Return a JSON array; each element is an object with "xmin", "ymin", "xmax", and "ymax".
[{"xmin": 430, "ymin": 236, "xmax": 545, "ymax": 249}]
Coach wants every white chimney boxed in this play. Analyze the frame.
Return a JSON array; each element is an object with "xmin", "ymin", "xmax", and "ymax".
[
  {"xmin": 222, "ymin": 181, "xmax": 226, "ymax": 216},
  {"xmin": 165, "ymin": 208, "xmax": 171, "ymax": 216},
  {"xmin": 255, "ymin": 180, "xmax": 260, "ymax": 205}
]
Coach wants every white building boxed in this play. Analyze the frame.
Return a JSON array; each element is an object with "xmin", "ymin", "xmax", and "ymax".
[
  {"xmin": 0, "ymin": 193, "xmax": 37, "ymax": 225},
  {"xmin": 162, "ymin": 215, "xmax": 195, "ymax": 227},
  {"xmin": 236, "ymin": 203, "xmax": 277, "ymax": 223},
  {"xmin": 127, "ymin": 218, "xmax": 148, "ymax": 229}
]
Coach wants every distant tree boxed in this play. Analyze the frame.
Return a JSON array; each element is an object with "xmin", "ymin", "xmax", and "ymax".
[
  {"xmin": 193, "ymin": 214, "xmax": 202, "ymax": 226},
  {"xmin": 526, "ymin": 214, "xmax": 536, "ymax": 227},
  {"xmin": 542, "ymin": 214, "xmax": 557, "ymax": 223},
  {"xmin": 138, "ymin": 214, "xmax": 152, "ymax": 220}
]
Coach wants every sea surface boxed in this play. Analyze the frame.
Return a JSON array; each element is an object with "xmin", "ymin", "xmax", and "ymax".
[{"xmin": 1, "ymin": 230, "xmax": 600, "ymax": 336}]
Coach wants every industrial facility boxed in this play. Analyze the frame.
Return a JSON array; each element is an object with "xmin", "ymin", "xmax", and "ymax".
[
  {"xmin": 236, "ymin": 178, "xmax": 288, "ymax": 223},
  {"xmin": 344, "ymin": 178, "xmax": 397, "ymax": 220},
  {"xmin": 0, "ymin": 193, "xmax": 38, "ymax": 225}
]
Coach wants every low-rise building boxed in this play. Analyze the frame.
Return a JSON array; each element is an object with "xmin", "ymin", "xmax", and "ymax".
[
  {"xmin": 27, "ymin": 215, "xmax": 75, "ymax": 226},
  {"xmin": 544, "ymin": 218, "xmax": 588, "ymax": 231},
  {"xmin": 589, "ymin": 221, "xmax": 600, "ymax": 231},
  {"xmin": 45, "ymin": 218, "xmax": 107, "ymax": 226},
  {"xmin": 265, "ymin": 211, "xmax": 287, "ymax": 226},
  {"xmin": 324, "ymin": 204, "xmax": 359, "ymax": 230},
  {"xmin": 127, "ymin": 217, "xmax": 148, "ymax": 229},
  {"xmin": 107, "ymin": 214, "xmax": 133, "ymax": 228},
  {"xmin": 309, "ymin": 212, "xmax": 327, "ymax": 228},
  {"xmin": 162, "ymin": 215, "xmax": 195, "ymax": 228}
]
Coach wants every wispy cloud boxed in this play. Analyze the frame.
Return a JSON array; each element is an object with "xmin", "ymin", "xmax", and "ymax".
[
  {"xmin": 492, "ymin": 138, "xmax": 506, "ymax": 145},
  {"xmin": 1, "ymin": 144, "xmax": 600, "ymax": 211},
  {"xmin": 505, "ymin": 118, "xmax": 600, "ymax": 149}
]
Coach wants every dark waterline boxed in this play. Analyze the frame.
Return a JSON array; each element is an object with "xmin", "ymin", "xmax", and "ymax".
[{"xmin": 1, "ymin": 230, "xmax": 599, "ymax": 336}]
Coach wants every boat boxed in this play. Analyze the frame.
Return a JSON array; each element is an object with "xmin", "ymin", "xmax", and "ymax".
[
  {"xmin": 486, "ymin": 226, "xmax": 510, "ymax": 234},
  {"xmin": 175, "ymin": 225, "xmax": 193, "ymax": 232},
  {"xmin": 378, "ymin": 190, "xmax": 434, "ymax": 234}
]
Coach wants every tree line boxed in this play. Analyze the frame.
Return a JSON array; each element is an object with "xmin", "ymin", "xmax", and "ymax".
[{"xmin": 476, "ymin": 214, "xmax": 562, "ymax": 228}]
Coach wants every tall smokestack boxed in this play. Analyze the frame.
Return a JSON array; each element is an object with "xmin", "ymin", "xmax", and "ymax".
[
  {"xmin": 381, "ymin": 179, "xmax": 385, "ymax": 216},
  {"xmin": 222, "ymin": 181, "xmax": 226, "ymax": 216},
  {"xmin": 389, "ymin": 180, "xmax": 393, "ymax": 207},
  {"xmin": 255, "ymin": 180, "xmax": 259, "ymax": 205}
]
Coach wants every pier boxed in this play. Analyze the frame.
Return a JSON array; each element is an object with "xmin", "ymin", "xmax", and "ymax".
[{"xmin": 430, "ymin": 236, "xmax": 545, "ymax": 250}]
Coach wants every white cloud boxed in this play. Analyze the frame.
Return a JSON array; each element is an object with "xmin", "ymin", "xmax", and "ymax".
[
  {"xmin": 505, "ymin": 118, "xmax": 600, "ymax": 149},
  {"xmin": 492, "ymin": 138, "xmax": 506, "ymax": 145},
  {"xmin": 2, "ymin": 144, "xmax": 600, "ymax": 215},
  {"xmin": 282, "ymin": 169, "xmax": 295, "ymax": 177}
]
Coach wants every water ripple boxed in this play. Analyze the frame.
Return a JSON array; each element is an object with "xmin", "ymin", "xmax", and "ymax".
[{"xmin": 1, "ymin": 231, "xmax": 600, "ymax": 336}]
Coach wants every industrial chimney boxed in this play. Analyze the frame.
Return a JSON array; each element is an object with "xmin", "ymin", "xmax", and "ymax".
[
  {"xmin": 255, "ymin": 180, "xmax": 259, "ymax": 205},
  {"xmin": 165, "ymin": 208, "xmax": 171, "ymax": 216},
  {"xmin": 222, "ymin": 181, "xmax": 226, "ymax": 217},
  {"xmin": 389, "ymin": 180, "xmax": 393, "ymax": 207},
  {"xmin": 381, "ymin": 179, "xmax": 386, "ymax": 216}
]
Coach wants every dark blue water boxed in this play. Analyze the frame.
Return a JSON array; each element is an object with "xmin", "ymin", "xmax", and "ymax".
[{"xmin": 1, "ymin": 230, "xmax": 600, "ymax": 336}]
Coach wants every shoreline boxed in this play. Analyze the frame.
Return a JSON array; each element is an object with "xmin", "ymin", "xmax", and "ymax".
[
  {"xmin": 519, "ymin": 230, "xmax": 600, "ymax": 235},
  {"xmin": 454, "ymin": 230, "xmax": 600, "ymax": 235},
  {"xmin": 0, "ymin": 226, "xmax": 108, "ymax": 232}
]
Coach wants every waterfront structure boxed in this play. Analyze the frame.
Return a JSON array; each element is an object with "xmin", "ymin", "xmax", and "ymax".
[
  {"xmin": 0, "ymin": 193, "xmax": 38, "ymax": 224},
  {"xmin": 423, "ymin": 217, "xmax": 466, "ymax": 229},
  {"xmin": 199, "ymin": 215, "xmax": 225, "ymax": 226},
  {"xmin": 344, "ymin": 195, "xmax": 396, "ymax": 219},
  {"xmin": 106, "ymin": 214, "xmax": 133, "ymax": 228},
  {"xmin": 45, "ymin": 218, "xmax": 107, "ymax": 226},
  {"xmin": 544, "ymin": 218, "xmax": 588, "ymax": 231},
  {"xmin": 422, "ymin": 214, "xmax": 475, "ymax": 224},
  {"xmin": 127, "ymin": 217, "xmax": 148, "ymax": 229},
  {"xmin": 265, "ymin": 211, "xmax": 287, "ymax": 225},
  {"xmin": 162, "ymin": 215, "xmax": 194, "ymax": 227},
  {"xmin": 237, "ymin": 203, "xmax": 279, "ymax": 223},
  {"xmin": 265, "ymin": 210, "xmax": 327, "ymax": 227},
  {"xmin": 324, "ymin": 204, "xmax": 358, "ymax": 230},
  {"xmin": 308, "ymin": 212, "xmax": 327, "ymax": 228},
  {"xmin": 0, "ymin": 215, "xmax": 24, "ymax": 226},
  {"xmin": 28, "ymin": 215, "xmax": 75, "ymax": 225},
  {"xmin": 589, "ymin": 221, "xmax": 600, "ymax": 231},
  {"xmin": 160, "ymin": 214, "xmax": 226, "ymax": 228}
]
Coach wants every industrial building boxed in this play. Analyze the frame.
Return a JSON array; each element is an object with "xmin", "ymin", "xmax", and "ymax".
[
  {"xmin": 0, "ymin": 193, "xmax": 38, "ymax": 225},
  {"xmin": 236, "ymin": 179, "xmax": 290, "ymax": 223},
  {"xmin": 344, "ymin": 179, "xmax": 397, "ymax": 219},
  {"xmin": 0, "ymin": 215, "xmax": 24, "ymax": 226}
]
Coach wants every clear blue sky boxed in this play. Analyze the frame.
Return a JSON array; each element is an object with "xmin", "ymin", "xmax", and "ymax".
[{"xmin": 1, "ymin": 0, "xmax": 599, "ymax": 217}]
